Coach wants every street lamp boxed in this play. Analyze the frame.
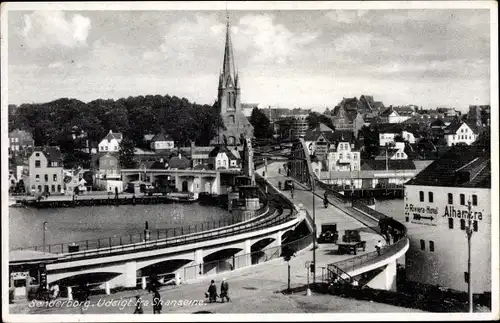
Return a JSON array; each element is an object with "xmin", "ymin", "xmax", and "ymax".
[
  {"xmin": 43, "ymin": 221, "xmax": 47, "ymax": 252},
  {"xmin": 310, "ymin": 173, "xmax": 316, "ymax": 284},
  {"xmin": 465, "ymin": 199, "xmax": 474, "ymax": 313}
]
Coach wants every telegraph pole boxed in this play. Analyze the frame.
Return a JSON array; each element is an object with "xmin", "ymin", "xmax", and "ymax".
[
  {"xmin": 311, "ymin": 174, "xmax": 316, "ymax": 284},
  {"xmin": 466, "ymin": 199, "xmax": 474, "ymax": 313}
]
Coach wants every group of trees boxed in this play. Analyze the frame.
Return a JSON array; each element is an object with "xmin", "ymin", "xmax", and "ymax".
[
  {"xmin": 249, "ymin": 107, "xmax": 273, "ymax": 139},
  {"xmin": 9, "ymin": 95, "xmax": 225, "ymax": 167},
  {"xmin": 306, "ymin": 112, "xmax": 335, "ymax": 131}
]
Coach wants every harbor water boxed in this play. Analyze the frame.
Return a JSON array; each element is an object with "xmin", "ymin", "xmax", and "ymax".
[{"xmin": 8, "ymin": 203, "xmax": 231, "ymax": 250}]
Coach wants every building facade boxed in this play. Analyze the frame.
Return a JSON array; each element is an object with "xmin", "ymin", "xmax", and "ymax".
[
  {"xmin": 28, "ymin": 147, "xmax": 64, "ymax": 194},
  {"xmin": 212, "ymin": 18, "xmax": 254, "ymax": 146},
  {"xmin": 327, "ymin": 141, "xmax": 361, "ymax": 172},
  {"xmin": 291, "ymin": 114, "xmax": 309, "ymax": 139},
  {"xmin": 150, "ymin": 132, "xmax": 175, "ymax": 151},
  {"xmin": 404, "ymin": 153, "xmax": 491, "ymax": 294},
  {"xmin": 98, "ymin": 130, "xmax": 123, "ymax": 153},
  {"xmin": 98, "ymin": 153, "xmax": 121, "ymax": 180},
  {"xmin": 444, "ymin": 121, "xmax": 478, "ymax": 146},
  {"xmin": 9, "ymin": 130, "xmax": 34, "ymax": 152}
]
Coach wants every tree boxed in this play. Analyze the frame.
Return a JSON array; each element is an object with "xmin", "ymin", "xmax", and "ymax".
[
  {"xmin": 249, "ymin": 107, "xmax": 272, "ymax": 139},
  {"xmin": 119, "ymin": 138, "xmax": 137, "ymax": 168},
  {"xmin": 306, "ymin": 112, "xmax": 335, "ymax": 131}
]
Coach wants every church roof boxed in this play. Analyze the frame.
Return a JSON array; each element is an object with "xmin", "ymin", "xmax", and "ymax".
[{"xmin": 221, "ymin": 17, "xmax": 237, "ymax": 88}]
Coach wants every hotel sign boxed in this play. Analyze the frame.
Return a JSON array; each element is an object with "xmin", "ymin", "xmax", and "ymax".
[
  {"xmin": 405, "ymin": 204, "xmax": 438, "ymax": 226},
  {"xmin": 405, "ymin": 203, "xmax": 484, "ymax": 226}
]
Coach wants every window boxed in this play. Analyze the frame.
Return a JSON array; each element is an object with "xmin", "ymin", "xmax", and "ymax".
[
  {"xmin": 460, "ymin": 219, "xmax": 466, "ymax": 230},
  {"xmin": 36, "ymin": 174, "xmax": 40, "ymax": 182},
  {"xmin": 472, "ymin": 194, "xmax": 477, "ymax": 206},
  {"xmin": 35, "ymin": 152, "xmax": 40, "ymax": 157},
  {"xmin": 44, "ymin": 174, "xmax": 48, "ymax": 182},
  {"xmin": 428, "ymin": 192, "xmax": 434, "ymax": 203},
  {"xmin": 420, "ymin": 239, "xmax": 425, "ymax": 251},
  {"xmin": 51, "ymin": 185, "xmax": 55, "ymax": 192},
  {"xmin": 57, "ymin": 185, "xmax": 61, "ymax": 192},
  {"xmin": 419, "ymin": 191, "xmax": 424, "ymax": 202},
  {"xmin": 448, "ymin": 193, "xmax": 453, "ymax": 204},
  {"xmin": 37, "ymin": 185, "xmax": 42, "ymax": 192},
  {"xmin": 448, "ymin": 218, "xmax": 454, "ymax": 229},
  {"xmin": 35, "ymin": 160, "xmax": 41, "ymax": 168},
  {"xmin": 31, "ymin": 185, "xmax": 35, "ymax": 190},
  {"xmin": 460, "ymin": 194, "xmax": 465, "ymax": 205},
  {"xmin": 473, "ymin": 221, "xmax": 478, "ymax": 232},
  {"xmin": 429, "ymin": 241, "xmax": 435, "ymax": 252},
  {"xmin": 453, "ymin": 135, "xmax": 456, "ymax": 140},
  {"xmin": 228, "ymin": 115, "xmax": 235, "ymax": 124},
  {"xmin": 339, "ymin": 154, "xmax": 343, "ymax": 159},
  {"xmin": 53, "ymin": 174, "xmax": 57, "ymax": 182},
  {"xmin": 353, "ymin": 154, "xmax": 357, "ymax": 160}
]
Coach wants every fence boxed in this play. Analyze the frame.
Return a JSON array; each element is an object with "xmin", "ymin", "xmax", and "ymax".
[
  {"xmin": 19, "ymin": 201, "xmax": 271, "ymax": 255},
  {"xmin": 183, "ymin": 232, "xmax": 314, "ymax": 281},
  {"xmin": 58, "ymin": 204, "xmax": 298, "ymax": 260}
]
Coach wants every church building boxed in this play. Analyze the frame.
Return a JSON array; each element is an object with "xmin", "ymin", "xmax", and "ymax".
[{"xmin": 211, "ymin": 16, "xmax": 254, "ymax": 147}]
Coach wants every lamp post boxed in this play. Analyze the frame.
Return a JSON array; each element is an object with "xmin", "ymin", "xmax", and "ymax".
[
  {"xmin": 310, "ymin": 174, "xmax": 316, "ymax": 284},
  {"xmin": 43, "ymin": 221, "xmax": 47, "ymax": 252},
  {"xmin": 466, "ymin": 199, "xmax": 474, "ymax": 313}
]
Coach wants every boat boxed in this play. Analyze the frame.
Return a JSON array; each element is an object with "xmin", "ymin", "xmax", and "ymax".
[{"xmin": 165, "ymin": 192, "xmax": 199, "ymax": 203}]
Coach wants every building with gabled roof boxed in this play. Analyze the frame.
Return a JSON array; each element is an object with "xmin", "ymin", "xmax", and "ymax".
[
  {"xmin": 98, "ymin": 130, "xmax": 123, "ymax": 153},
  {"xmin": 209, "ymin": 145, "xmax": 241, "ymax": 170},
  {"xmin": 403, "ymin": 145, "xmax": 491, "ymax": 294},
  {"xmin": 443, "ymin": 121, "xmax": 479, "ymax": 146},
  {"xmin": 150, "ymin": 132, "xmax": 175, "ymax": 151},
  {"xmin": 28, "ymin": 146, "xmax": 64, "ymax": 195}
]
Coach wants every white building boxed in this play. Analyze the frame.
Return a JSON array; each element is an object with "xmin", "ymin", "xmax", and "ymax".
[
  {"xmin": 98, "ymin": 130, "xmax": 123, "ymax": 153},
  {"xmin": 444, "ymin": 121, "xmax": 479, "ymax": 146},
  {"xmin": 28, "ymin": 147, "xmax": 64, "ymax": 194},
  {"xmin": 404, "ymin": 154, "xmax": 491, "ymax": 294},
  {"xmin": 401, "ymin": 130, "xmax": 417, "ymax": 144},
  {"xmin": 327, "ymin": 141, "xmax": 361, "ymax": 172},
  {"xmin": 379, "ymin": 107, "xmax": 411, "ymax": 124},
  {"xmin": 209, "ymin": 145, "xmax": 241, "ymax": 170},
  {"xmin": 375, "ymin": 142, "xmax": 408, "ymax": 160},
  {"xmin": 150, "ymin": 132, "xmax": 175, "ymax": 151}
]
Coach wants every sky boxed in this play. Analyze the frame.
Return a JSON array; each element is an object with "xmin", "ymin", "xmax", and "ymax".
[{"xmin": 6, "ymin": 5, "xmax": 493, "ymax": 112}]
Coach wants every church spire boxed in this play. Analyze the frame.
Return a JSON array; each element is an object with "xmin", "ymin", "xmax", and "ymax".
[{"xmin": 221, "ymin": 12, "xmax": 236, "ymax": 88}]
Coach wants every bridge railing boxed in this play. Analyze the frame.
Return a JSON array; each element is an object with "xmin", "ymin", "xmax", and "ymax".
[
  {"xmin": 314, "ymin": 177, "xmax": 409, "ymax": 283},
  {"xmin": 16, "ymin": 203, "xmax": 271, "ymax": 255},
  {"xmin": 59, "ymin": 204, "xmax": 297, "ymax": 260},
  {"xmin": 183, "ymin": 231, "xmax": 314, "ymax": 281}
]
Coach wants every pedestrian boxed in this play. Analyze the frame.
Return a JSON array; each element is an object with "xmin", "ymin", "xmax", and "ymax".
[
  {"xmin": 133, "ymin": 295, "xmax": 144, "ymax": 314},
  {"xmin": 207, "ymin": 280, "xmax": 218, "ymax": 303},
  {"xmin": 376, "ymin": 240, "xmax": 383, "ymax": 256},
  {"xmin": 323, "ymin": 195, "xmax": 329, "ymax": 208},
  {"xmin": 220, "ymin": 278, "xmax": 231, "ymax": 303},
  {"xmin": 49, "ymin": 283, "xmax": 59, "ymax": 300},
  {"xmin": 152, "ymin": 290, "xmax": 162, "ymax": 314},
  {"xmin": 278, "ymin": 181, "xmax": 282, "ymax": 190},
  {"xmin": 278, "ymin": 168, "xmax": 281, "ymax": 174}
]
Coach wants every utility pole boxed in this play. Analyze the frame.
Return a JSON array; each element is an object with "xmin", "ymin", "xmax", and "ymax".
[
  {"xmin": 466, "ymin": 199, "xmax": 474, "ymax": 313},
  {"xmin": 311, "ymin": 174, "xmax": 316, "ymax": 284}
]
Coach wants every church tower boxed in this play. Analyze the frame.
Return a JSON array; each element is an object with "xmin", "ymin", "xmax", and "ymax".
[{"xmin": 212, "ymin": 14, "xmax": 254, "ymax": 147}]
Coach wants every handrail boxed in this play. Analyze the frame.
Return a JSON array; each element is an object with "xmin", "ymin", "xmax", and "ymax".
[
  {"xmin": 15, "ymin": 187, "xmax": 272, "ymax": 254},
  {"xmin": 60, "ymin": 205, "xmax": 297, "ymax": 261},
  {"xmin": 316, "ymin": 177, "xmax": 409, "ymax": 281}
]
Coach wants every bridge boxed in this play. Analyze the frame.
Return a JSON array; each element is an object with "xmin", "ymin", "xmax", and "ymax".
[
  {"xmin": 255, "ymin": 138, "xmax": 409, "ymax": 291},
  {"xmin": 10, "ymin": 137, "xmax": 408, "ymax": 299}
]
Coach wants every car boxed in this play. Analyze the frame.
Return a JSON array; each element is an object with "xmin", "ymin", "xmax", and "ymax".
[{"xmin": 284, "ymin": 180, "xmax": 294, "ymax": 191}]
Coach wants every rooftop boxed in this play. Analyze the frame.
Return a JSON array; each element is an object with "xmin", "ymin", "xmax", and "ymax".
[{"xmin": 405, "ymin": 146, "xmax": 490, "ymax": 188}]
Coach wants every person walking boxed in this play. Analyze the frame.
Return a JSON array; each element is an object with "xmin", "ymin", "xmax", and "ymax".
[
  {"xmin": 152, "ymin": 290, "xmax": 162, "ymax": 314},
  {"xmin": 207, "ymin": 280, "xmax": 218, "ymax": 303},
  {"xmin": 323, "ymin": 195, "xmax": 329, "ymax": 208},
  {"xmin": 376, "ymin": 240, "xmax": 383, "ymax": 256},
  {"xmin": 220, "ymin": 278, "xmax": 231, "ymax": 303},
  {"xmin": 278, "ymin": 181, "xmax": 282, "ymax": 190},
  {"xmin": 133, "ymin": 295, "xmax": 144, "ymax": 314}
]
